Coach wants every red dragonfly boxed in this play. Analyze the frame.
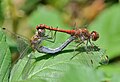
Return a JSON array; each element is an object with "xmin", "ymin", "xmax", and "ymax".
[
  {"xmin": 36, "ymin": 24, "xmax": 108, "ymax": 65},
  {"xmin": 36, "ymin": 24, "xmax": 99, "ymax": 46},
  {"xmin": 2, "ymin": 25, "xmax": 108, "ymax": 81}
]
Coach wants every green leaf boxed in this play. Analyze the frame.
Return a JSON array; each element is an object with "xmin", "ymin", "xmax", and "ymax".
[
  {"xmin": 99, "ymin": 62, "xmax": 120, "ymax": 82},
  {"xmin": 0, "ymin": 28, "xmax": 11, "ymax": 82},
  {"xmin": 89, "ymin": 4, "xmax": 120, "ymax": 58},
  {"xmin": 100, "ymin": 64, "xmax": 120, "ymax": 75},
  {"xmin": 9, "ymin": 5, "xmax": 108, "ymax": 82},
  {"xmin": 9, "ymin": 44, "xmax": 107, "ymax": 82},
  {"xmin": 59, "ymin": 64, "xmax": 106, "ymax": 82}
]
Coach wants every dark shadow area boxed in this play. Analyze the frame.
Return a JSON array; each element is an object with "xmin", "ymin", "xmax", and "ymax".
[{"xmin": 109, "ymin": 55, "xmax": 120, "ymax": 64}]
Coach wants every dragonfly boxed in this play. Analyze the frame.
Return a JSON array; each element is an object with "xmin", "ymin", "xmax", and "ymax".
[
  {"xmin": 2, "ymin": 27, "xmax": 76, "ymax": 81},
  {"xmin": 30, "ymin": 28, "xmax": 75, "ymax": 54},
  {"xmin": 2, "ymin": 27, "xmax": 75, "ymax": 59},
  {"xmin": 36, "ymin": 24, "xmax": 99, "ymax": 45},
  {"xmin": 2, "ymin": 24, "xmax": 108, "ymax": 81},
  {"xmin": 35, "ymin": 24, "xmax": 109, "ymax": 65}
]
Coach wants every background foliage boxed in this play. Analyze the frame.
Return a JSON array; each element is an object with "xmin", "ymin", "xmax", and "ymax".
[{"xmin": 0, "ymin": 0, "xmax": 120, "ymax": 82}]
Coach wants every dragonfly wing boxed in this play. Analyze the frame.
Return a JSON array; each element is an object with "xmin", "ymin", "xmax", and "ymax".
[
  {"xmin": 2, "ymin": 28, "xmax": 34, "ymax": 81},
  {"xmin": 16, "ymin": 35, "xmax": 31, "ymax": 59},
  {"xmin": 22, "ymin": 52, "xmax": 36, "ymax": 79},
  {"xmin": 72, "ymin": 44, "xmax": 109, "ymax": 68}
]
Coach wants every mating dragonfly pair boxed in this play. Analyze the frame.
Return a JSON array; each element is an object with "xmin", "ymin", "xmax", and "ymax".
[
  {"xmin": 29, "ymin": 24, "xmax": 108, "ymax": 65},
  {"xmin": 2, "ymin": 24, "xmax": 108, "ymax": 81},
  {"xmin": 31, "ymin": 24, "xmax": 99, "ymax": 53},
  {"xmin": 3, "ymin": 24, "xmax": 108, "ymax": 64}
]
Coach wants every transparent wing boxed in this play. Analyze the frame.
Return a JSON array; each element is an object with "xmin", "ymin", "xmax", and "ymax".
[
  {"xmin": 2, "ymin": 28, "xmax": 32, "ymax": 61},
  {"xmin": 71, "ymin": 43, "xmax": 109, "ymax": 68},
  {"xmin": 16, "ymin": 36, "xmax": 31, "ymax": 59},
  {"xmin": 2, "ymin": 28, "xmax": 34, "ymax": 80},
  {"xmin": 22, "ymin": 52, "xmax": 36, "ymax": 79},
  {"xmin": 10, "ymin": 36, "xmax": 34, "ymax": 80}
]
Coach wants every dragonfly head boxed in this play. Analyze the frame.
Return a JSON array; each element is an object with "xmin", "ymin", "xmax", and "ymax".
[
  {"xmin": 37, "ymin": 28, "xmax": 45, "ymax": 37},
  {"xmin": 91, "ymin": 31, "xmax": 99, "ymax": 41},
  {"xmin": 30, "ymin": 28, "xmax": 45, "ymax": 45}
]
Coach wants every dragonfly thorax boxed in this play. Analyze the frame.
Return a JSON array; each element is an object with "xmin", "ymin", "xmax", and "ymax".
[{"xmin": 80, "ymin": 29, "xmax": 91, "ymax": 41}]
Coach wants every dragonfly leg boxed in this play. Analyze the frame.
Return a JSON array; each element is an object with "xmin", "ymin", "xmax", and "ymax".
[
  {"xmin": 44, "ymin": 27, "xmax": 58, "ymax": 43},
  {"xmin": 70, "ymin": 41, "xmax": 82, "ymax": 60},
  {"xmin": 70, "ymin": 46, "xmax": 78, "ymax": 60},
  {"xmin": 89, "ymin": 39, "xmax": 95, "ymax": 47}
]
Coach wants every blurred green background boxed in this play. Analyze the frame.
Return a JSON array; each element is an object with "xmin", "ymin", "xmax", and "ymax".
[{"xmin": 0, "ymin": 0, "xmax": 120, "ymax": 82}]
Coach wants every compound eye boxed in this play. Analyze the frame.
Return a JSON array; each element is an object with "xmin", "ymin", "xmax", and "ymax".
[{"xmin": 91, "ymin": 31, "xmax": 99, "ymax": 41}]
